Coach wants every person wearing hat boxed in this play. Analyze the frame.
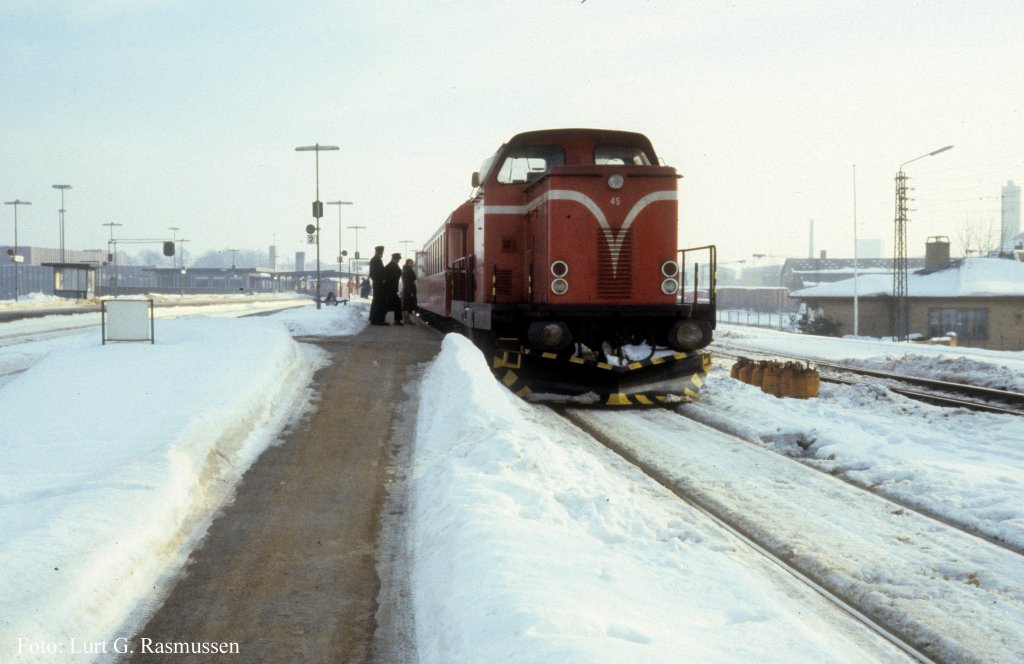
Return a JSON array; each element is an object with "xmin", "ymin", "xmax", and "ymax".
[
  {"xmin": 368, "ymin": 245, "xmax": 387, "ymax": 325},
  {"xmin": 382, "ymin": 252, "xmax": 404, "ymax": 325}
]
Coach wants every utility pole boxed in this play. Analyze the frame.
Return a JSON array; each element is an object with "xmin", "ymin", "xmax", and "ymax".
[
  {"xmin": 893, "ymin": 169, "xmax": 909, "ymax": 341},
  {"xmin": 52, "ymin": 185, "xmax": 72, "ymax": 262},
  {"xmin": 4, "ymin": 199, "xmax": 32, "ymax": 301},
  {"xmin": 853, "ymin": 165, "xmax": 859, "ymax": 337}
]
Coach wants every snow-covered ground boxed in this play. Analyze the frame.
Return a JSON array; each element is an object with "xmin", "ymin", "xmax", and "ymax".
[{"xmin": 1, "ymin": 299, "xmax": 1022, "ymax": 662}]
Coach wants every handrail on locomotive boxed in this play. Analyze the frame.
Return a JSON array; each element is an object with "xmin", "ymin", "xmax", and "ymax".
[{"xmin": 679, "ymin": 244, "xmax": 717, "ymax": 310}]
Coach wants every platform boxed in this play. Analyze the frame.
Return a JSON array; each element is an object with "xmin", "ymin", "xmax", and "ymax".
[{"xmin": 126, "ymin": 321, "xmax": 441, "ymax": 662}]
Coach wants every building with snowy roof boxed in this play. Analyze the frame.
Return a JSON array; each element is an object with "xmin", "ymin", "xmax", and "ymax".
[
  {"xmin": 791, "ymin": 243, "xmax": 1024, "ymax": 351},
  {"xmin": 780, "ymin": 255, "xmax": 926, "ymax": 291}
]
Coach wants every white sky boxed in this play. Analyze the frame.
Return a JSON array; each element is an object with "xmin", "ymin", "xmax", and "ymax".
[{"xmin": 2, "ymin": 0, "xmax": 1023, "ymax": 266}]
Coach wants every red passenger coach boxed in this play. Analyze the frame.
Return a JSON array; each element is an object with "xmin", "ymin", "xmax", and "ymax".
[{"xmin": 418, "ymin": 128, "xmax": 716, "ymax": 405}]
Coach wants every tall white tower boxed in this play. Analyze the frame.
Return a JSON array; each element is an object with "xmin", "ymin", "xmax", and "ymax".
[{"xmin": 1002, "ymin": 180, "xmax": 1021, "ymax": 250}]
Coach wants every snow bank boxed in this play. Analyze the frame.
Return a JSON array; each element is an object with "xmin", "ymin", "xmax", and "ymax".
[
  {"xmin": 410, "ymin": 334, "xmax": 903, "ymax": 663},
  {"xmin": 0, "ymin": 317, "xmax": 324, "ymax": 660},
  {"xmin": 685, "ymin": 367, "xmax": 1024, "ymax": 552}
]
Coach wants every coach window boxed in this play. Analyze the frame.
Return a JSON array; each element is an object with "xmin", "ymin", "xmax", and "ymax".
[
  {"xmin": 496, "ymin": 145, "xmax": 565, "ymax": 184},
  {"xmin": 595, "ymin": 145, "xmax": 652, "ymax": 166}
]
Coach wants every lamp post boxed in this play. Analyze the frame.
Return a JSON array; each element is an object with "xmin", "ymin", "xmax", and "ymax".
[
  {"xmin": 295, "ymin": 143, "xmax": 339, "ymax": 309},
  {"xmin": 400, "ymin": 239, "xmax": 414, "ymax": 257},
  {"xmin": 326, "ymin": 200, "xmax": 353, "ymax": 295},
  {"xmin": 168, "ymin": 226, "xmax": 180, "ymax": 268},
  {"xmin": 347, "ymin": 224, "xmax": 366, "ymax": 283},
  {"xmin": 893, "ymin": 144, "xmax": 954, "ymax": 341},
  {"xmin": 52, "ymin": 185, "xmax": 72, "ymax": 262},
  {"xmin": 4, "ymin": 199, "xmax": 31, "ymax": 301},
  {"xmin": 853, "ymin": 165, "xmax": 858, "ymax": 336},
  {"xmin": 102, "ymin": 222, "xmax": 123, "ymax": 295}
]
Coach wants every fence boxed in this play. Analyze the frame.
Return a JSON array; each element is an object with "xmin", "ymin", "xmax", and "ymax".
[{"xmin": 717, "ymin": 309, "xmax": 794, "ymax": 331}]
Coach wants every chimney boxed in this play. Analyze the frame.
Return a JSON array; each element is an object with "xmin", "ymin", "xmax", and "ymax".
[{"xmin": 925, "ymin": 236, "xmax": 950, "ymax": 269}]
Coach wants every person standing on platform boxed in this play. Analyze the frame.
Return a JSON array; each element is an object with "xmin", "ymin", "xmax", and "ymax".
[
  {"xmin": 401, "ymin": 258, "xmax": 417, "ymax": 325},
  {"xmin": 382, "ymin": 252, "xmax": 404, "ymax": 325},
  {"xmin": 368, "ymin": 246, "xmax": 386, "ymax": 325}
]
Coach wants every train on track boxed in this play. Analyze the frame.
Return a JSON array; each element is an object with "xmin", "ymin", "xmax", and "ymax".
[{"xmin": 417, "ymin": 128, "xmax": 716, "ymax": 406}]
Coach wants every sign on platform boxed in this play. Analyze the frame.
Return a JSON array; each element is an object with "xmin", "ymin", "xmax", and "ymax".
[{"xmin": 102, "ymin": 299, "xmax": 154, "ymax": 344}]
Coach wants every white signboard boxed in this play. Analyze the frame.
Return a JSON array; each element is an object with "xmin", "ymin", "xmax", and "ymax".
[{"xmin": 103, "ymin": 299, "xmax": 154, "ymax": 343}]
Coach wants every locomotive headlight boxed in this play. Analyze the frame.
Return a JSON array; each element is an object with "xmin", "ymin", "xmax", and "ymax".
[
  {"xmin": 668, "ymin": 320, "xmax": 708, "ymax": 351},
  {"xmin": 607, "ymin": 173, "xmax": 625, "ymax": 190},
  {"xmin": 661, "ymin": 260, "xmax": 679, "ymax": 277},
  {"xmin": 550, "ymin": 260, "xmax": 569, "ymax": 277},
  {"xmin": 551, "ymin": 278, "xmax": 569, "ymax": 295},
  {"xmin": 661, "ymin": 278, "xmax": 679, "ymax": 295}
]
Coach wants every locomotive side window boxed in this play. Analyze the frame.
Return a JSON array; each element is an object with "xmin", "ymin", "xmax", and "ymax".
[
  {"xmin": 595, "ymin": 145, "xmax": 652, "ymax": 166},
  {"xmin": 496, "ymin": 145, "xmax": 565, "ymax": 184}
]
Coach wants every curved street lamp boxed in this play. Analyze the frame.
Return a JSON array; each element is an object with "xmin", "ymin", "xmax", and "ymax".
[{"xmin": 893, "ymin": 145, "xmax": 954, "ymax": 341}]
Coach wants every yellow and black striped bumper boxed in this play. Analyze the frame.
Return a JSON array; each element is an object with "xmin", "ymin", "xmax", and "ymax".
[{"xmin": 491, "ymin": 348, "xmax": 711, "ymax": 406}]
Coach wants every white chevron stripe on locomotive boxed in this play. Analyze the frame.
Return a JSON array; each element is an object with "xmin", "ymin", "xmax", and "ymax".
[{"xmin": 482, "ymin": 190, "xmax": 677, "ymax": 277}]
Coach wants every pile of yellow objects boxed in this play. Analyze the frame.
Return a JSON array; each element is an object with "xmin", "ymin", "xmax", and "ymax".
[{"xmin": 730, "ymin": 358, "xmax": 820, "ymax": 399}]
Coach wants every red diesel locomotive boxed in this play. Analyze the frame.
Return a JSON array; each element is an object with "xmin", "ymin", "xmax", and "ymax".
[{"xmin": 417, "ymin": 128, "xmax": 716, "ymax": 405}]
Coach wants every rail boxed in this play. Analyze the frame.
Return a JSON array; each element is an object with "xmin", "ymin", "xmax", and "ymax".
[
  {"xmin": 713, "ymin": 343, "xmax": 1024, "ymax": 416},
  {"xmin": 450, "ymin": 255, "xmax": 474, "ymax": 302},
  {"xmin": 678, "ymin": 244, "xmax": 717, "ymax": 311},
  {"xmin": 560, "ymin": 409, "xmax": 942, "ymax": 664}
]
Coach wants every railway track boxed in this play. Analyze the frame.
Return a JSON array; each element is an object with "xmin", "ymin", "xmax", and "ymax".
[
  {"xmin": 712, "ymin": 343, "xmax": 1024, "ymax": 416},
  {"xmin": 0, "ymin": 299, "xmax": 313, "ymax": 386},
  {"xmin": 684, "ymin": 399, "xmax": 1024, "ymax": 558},
  {"xmin": 555, "ymin": 407, "xmax": 1024, "ymax": 664}
]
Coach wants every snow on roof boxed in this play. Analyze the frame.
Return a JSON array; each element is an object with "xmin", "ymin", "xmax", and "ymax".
[{"xmin": 792, "ymin": 257, "xmax": 1024, "ymax": 298}]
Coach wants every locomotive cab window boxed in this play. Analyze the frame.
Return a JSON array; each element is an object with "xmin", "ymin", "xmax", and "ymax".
[
  {"xmin": 595, "ymin": 145, "xmax": 652, "ymax": 166},
  {"xmin": 496, "ymin": 145, "xmax": 565, "ymax": 184}
]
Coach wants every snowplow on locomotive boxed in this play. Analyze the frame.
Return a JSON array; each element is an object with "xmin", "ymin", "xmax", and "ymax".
[{"xmin": 417, "ymin": 128, "xmax": 716, "ymax": 406}]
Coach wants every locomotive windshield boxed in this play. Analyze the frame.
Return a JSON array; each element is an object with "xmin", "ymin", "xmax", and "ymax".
[
  {"xmin": 496, "ymin": 145, "xmax": 565, "ymax": 184},
  {"xmin": 595, "ymin": 145, "xmax": 653, "ymax": 166}
]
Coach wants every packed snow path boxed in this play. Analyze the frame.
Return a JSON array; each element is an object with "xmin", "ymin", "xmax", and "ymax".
[{"xmin": 124, "ymin": 323, "xmax": 440, "ymax": 661}]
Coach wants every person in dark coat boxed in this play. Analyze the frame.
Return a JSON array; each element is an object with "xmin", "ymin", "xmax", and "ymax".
[
  {"xmin": 401, "ymin": 258, "xmax": 417, "ymax": 324},
  {"xmin": 359, "ymin": 277, "xmax": 371, "ymax": 299},
  {"xmin": 382, "ymin": 252, "xmax": 404, "ymax": 325},
  {"xmin": 368, "ymin": 246, "xmax": 386, "ymax": 324}
]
